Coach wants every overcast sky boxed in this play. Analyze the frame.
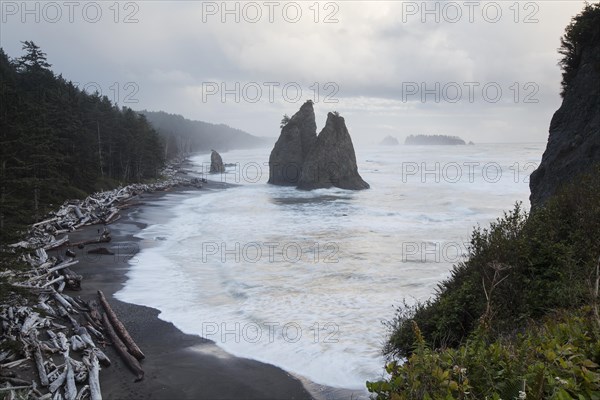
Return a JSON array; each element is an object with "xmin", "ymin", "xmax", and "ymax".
[{"xmin": 1, "ymin": 1, "xmax": 593, "ymax": 144}]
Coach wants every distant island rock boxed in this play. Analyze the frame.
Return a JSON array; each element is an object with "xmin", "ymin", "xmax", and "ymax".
[
  {"xmin": 210, "ymin": 150, "xmax": 225, "ymax": 173},
  {"xmin": 380, "ymin": 136, "xmax": 399, "ymax": 146},
  {"xmin": 405, "ymin": 135, "xmax": 466, "ymax": 145},
  {"xmin": 268, "ymin": 101, "xmax": 369, "ymax": 190}
]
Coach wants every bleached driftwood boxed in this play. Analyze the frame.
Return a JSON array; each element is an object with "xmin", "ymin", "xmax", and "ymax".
[
  {"xmin": 0, "ymin": 160, "xmax": 204, "ymax": 398},
  {"xmin": 43, "ymin": 236, "xmax": 69, "ymax": 251},
  {"xmin": 30, "ymin": 330, "xmax": 49, "ymax": 387},
  {"xmin": 83, "ymin": 351, "xmax": 101, "ymax": 400}
]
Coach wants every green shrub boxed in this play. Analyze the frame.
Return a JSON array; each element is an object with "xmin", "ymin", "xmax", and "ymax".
[{"xmin": 369, "ymin": 309, "xmax": 600, "ymax": 399}]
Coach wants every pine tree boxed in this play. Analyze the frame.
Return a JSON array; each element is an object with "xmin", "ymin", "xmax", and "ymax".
[{"xmin": 0, "ymin": 43, "xmax": 166, "ymax": 242}]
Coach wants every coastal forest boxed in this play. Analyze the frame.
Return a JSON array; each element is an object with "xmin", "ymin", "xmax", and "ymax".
[
  {"xmin": 0, "ymin": 42, "xmax": 165, "ymax": 241},
  {"xmin": 0, "ymin": 42, "xmax": 265, "ymax": 243}
]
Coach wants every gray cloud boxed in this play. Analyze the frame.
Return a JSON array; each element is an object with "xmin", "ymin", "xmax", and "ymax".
[{"xmin": 1, "ymin": 0, "xmax": 592, "ymax": 144}]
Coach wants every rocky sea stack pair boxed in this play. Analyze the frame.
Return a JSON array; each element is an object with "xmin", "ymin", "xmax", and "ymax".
[{"xmin": 268, "ymin": 101, "xmax": 369, "ymax": 190}]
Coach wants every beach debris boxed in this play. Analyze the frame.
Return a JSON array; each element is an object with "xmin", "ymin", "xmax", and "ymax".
[
  {"xmin": 0, "ymin": 160, "xmax": 200, "ymax": 398},
  {"xmin": 101, "ymin": 313, "xmax": 144, "ymax": 382},
  {"xmin": 97, "ymin": 291, "xmax": 145, "ymax": 361},
  {"xmin": 9, "ymin": 164, "xmax": 201, "ymax": 252}
]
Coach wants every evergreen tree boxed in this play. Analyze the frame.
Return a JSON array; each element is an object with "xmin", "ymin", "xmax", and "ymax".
[
  {"xmin": 558, "ymin": 2, "xmax": 600, "ymax": 97},
  {"xmin": 0, "ymin": 43, "xmax": 166, "ymax": 243}
]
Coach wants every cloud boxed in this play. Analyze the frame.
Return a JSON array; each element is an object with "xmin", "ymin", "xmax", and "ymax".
[{"xmin": 0, "ymin": 0, "xmax": 592, "ymax": 142}]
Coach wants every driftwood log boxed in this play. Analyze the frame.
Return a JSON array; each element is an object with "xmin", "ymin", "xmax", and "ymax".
[
  {"xmin": 72, "ymin": 232, "xmax": 111, "ymax": 249},
  {"xmin": 85, "ymin": 351, "xmax": 102, "ymax": 400},
  {"xmin": 101, "ymin": 313, "xmax": 144, "ymax": 382},
  {"xmin": 97, "ymin": 291, "xmax": 145, "ymax": 360},
  {"xmin": 29, "ymin": 330, "xmax": 49, "ymax": 387}
]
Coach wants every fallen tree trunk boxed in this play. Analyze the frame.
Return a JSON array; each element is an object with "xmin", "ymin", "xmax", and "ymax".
[
  {"xmin": 32, "ymin": 217, "xmax": 59, "ymax": 228},
  {"xmin": 103, "ymin": 209, "xmax": 119, "ymax": 224},
  {"xmin": 24, "ymin": 260, "xmax": 78, "ymax": 285},
  {"xmin": 43, "ymin": 236, "xmax": 70, "ymax": 250},
  {"xmin": 41, "ymin": 275, "xmax": 64, "ymax": 289},
  {"xmin": 101, "ymin": 313, "xmax": 144, "ymax": 381},
  {"xmin": 97, "ymin": 290, "xmax": 144, "ymax": 360},
  {"xmin": 65, "ymin": 357, "xmax": 77, "ymax": 400},
  {"xmin": 29, "ymin": 330, "xmax": 49, "ymax": 387},
  {"xmin": 52, "ymin": 290, "xmax": 74, "ymax": 313},
  {"xmin": 72, "ymin": 230, "xmax": 111, "ymax": 249},
  {"xmin": 87, "ymin": 352, "xmax": 102, "ymax": 400}
]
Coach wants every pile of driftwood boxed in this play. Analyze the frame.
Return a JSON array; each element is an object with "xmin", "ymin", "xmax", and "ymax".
[
  {"xmin": 0, "ymin": 248, "xmax": 145, "ymax": 399},
  {"xmin": 0, "ymin": 167, "xmax": 202, "ymax": 398},
  {"xmin": 10, "ymin": 173, "xmax": 203, "ymax": 251}
]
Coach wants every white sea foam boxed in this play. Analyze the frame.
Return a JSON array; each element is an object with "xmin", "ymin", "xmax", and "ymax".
[{"xmin": 115, "ymin": 143, "xmax": 543, "ymax": 391}]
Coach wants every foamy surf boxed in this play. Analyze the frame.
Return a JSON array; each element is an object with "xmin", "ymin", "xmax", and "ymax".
[{"xmin": 115, "ymin": 143, "xmax": 543, "ymax": 391}]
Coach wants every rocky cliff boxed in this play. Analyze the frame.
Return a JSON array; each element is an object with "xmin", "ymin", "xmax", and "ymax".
[
  {"xmin": 268, "ymin": 102, "xmax": 369, "ymax": 190},
  {"xmin": 267, "ymin": 101, "xmax": 317, "ymax": 185},
  {"xmin": 529, "ymin": 21, "xmax": 600, "ymax": 207}
]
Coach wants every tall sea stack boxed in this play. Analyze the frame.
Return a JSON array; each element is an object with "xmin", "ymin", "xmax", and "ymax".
[
  {"xmin": 268, "ymin": 102, "xmax": 369, "ymax": 190},
  {"xmin": 298, "ymin": 112, "xmax": 370, "ymax": 190},
  {"xmin": 210, "ymin": 150, "xmax": 225, "ymax": 173},
  {"xmin": 267, "ymin": 101, "xmax": 317, "ymax": 185}
]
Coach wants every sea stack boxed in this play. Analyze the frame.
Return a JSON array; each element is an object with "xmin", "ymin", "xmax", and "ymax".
[
  {"xmin": 529, "ymin": 31, "xmax": 600, "ymax": 207},
  {"xmin": 268, "ymin": 102, "xmax": 369, "ymax": 190},
  {"xmin": 298, "ymin": 112, "xmax": 370, "ymax": 190},
  {"xmin": 380, "ymin": 136, "xmax": 399, "ymax": 146},
  {"xmin": 267, "ymin": 101, "xmax": 317, "ymax": 185},
  {"xmin": 210, "ymin": 150, "xmax": 225, "ymax": 173}
]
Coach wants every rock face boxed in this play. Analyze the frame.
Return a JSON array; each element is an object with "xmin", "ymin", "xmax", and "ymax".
[
  {"xmin": 210, "ymin": 150, "xmax": 225, "ymax": 173},
  {"xmin": 298, "ymin": 113, "xmax": 370, "ymax": 190},
  {"xmin": 267, "ymin": 101, "xmax": 317, "ymax": 185},
  {"xmin": 268, "ymin": 102, "xmax": 369, "ymax": 190},
  {"xmin": 529, "ymin": 40, "xmax": 600, "ymax": 207}
]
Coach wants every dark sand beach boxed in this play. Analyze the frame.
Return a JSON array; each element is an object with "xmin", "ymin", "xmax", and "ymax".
[{"xmin": 45, "ymin": 182, "xmax": 316, "ymax": 400}]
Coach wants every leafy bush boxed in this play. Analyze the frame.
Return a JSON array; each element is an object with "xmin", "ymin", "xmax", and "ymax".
[{"xmin": 369, "ymin": 309, "xmax": 600, "ymax": 399}]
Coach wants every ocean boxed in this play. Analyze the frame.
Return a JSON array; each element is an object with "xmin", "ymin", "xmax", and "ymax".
[{"xmin": 115, "ymin": 142, "xmax": 544, "ymax": 392}]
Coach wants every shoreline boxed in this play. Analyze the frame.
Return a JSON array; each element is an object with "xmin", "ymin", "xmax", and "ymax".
[{"xmin": 58, "ymin": 181, "xmax": 361, "ymax": 399}]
